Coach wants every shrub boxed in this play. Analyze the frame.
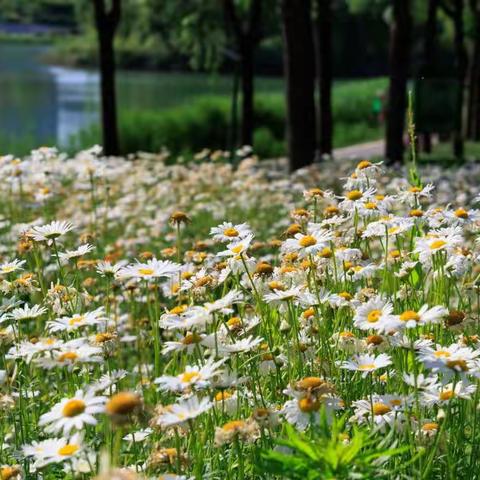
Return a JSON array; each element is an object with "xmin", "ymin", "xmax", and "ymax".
[{"xmin": 72, "ymin": 78, "xmax": 388, "ymax": 158}]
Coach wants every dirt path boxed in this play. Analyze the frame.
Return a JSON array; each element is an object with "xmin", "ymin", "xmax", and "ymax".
[{"xmin": 333, "ymin": 139, "xmax": 384, "ymax": 160}]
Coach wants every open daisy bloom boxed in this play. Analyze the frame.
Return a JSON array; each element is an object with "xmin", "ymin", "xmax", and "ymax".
[{"xmin": 39, "ymin": 389, "xmax": 106, "ymax": 435}]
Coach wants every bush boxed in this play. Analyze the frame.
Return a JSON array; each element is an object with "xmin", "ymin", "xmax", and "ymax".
[{"xmin": 72, "ymin": 78, "xmax": 388, "ymax": 158}]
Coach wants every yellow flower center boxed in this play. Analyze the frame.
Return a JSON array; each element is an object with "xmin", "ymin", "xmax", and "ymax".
[
  {"xmin": 347, "ymin": 190, "xmax": 363, "ymax": 201},
  {"xmin": 422, "ymin": 422, "xmax": 439, "ymax": 431},
  {"xmin": 358, "ymin": 363, "xmax": 376, "ymax": 371},
  {"xmin": 296, "ymin": 377, "xmax": 324, "ymax": 390},
  {"xmin": 409, "ymin": 186, "xmax": 422, "ymax": 193},
  {"xmin": 303, "ymin": 307, "xmax": 315, "ymax": 319},
  {"xmin": 62, "ymin": 399, "xmax": 86, "ymax": 417},
  {"xmin": 430, "ymin": 240, "xmax": 446, "ymax": 250},
  {"xmin": 455, "ymin": 208, "xmax": 469, "ymax": 219},
  {"xmin": 399, "ymin": 310, "xmax": 420, "ymax": 322},
  {"xmin": 231, "ymin": 245, "xmax": 244, "ymax": 254},
  {"xmin": 319, "ymin": 246, "xmax": 332, "ymax": 258},
  {"xmin": 439, "ymin": 390, "xmax": 454, "ymax": 401},
  {"xmin": 388, "ymin": 226, "xmax": 400, "ymax": 235},
  {"xmin": 68, "ymin": 315, "xmax": 85, "ymax": 326},
  {"xmin": 106, "ymin": 392, "xmax": 141, "ymax": 415},
  {"xmin": 372, "ymin": 403, "xmax": 391, "ymax": 415},
  {"xmin": 298, "ymin": 397, "xmax": 321, "ymax": 412},
  {"xmin": 215, "ymin": 391, "xmax": 233, "ymax": 401},
  {"xmin": 366, "ymin": 335, "xmax": 384, "ymax": 345},
  {"xmin": 446, "ymin": 359, "xmax": 469, "ymax": 371},
  {"xmin": 227, "ymin": 317, "xmax": 242, "ymax": 328},
  {"xmin": 181, "ymin": 371, "xmax": 201, "ymax": 383},
  {"xmin": 434, "ymin": 350, "xmax": 451, "ymax": 358},
  {"xmin": 364, "ymin": 202, "xmax": 377, "ymax": 210},
  {"xmin": 269, "ymin": 281, "xmax": 285, "ymax": 291},
  {"xmin": 299, "ymin": 235, "xmax": 317, "ymax": 247},
  {"xmin": 357, "ymin": 160, "xmax": 372, "ymax": 170},
  {"xmin": 58, "ymin": 352, "xmax": 78, "ymax": 362},
  {"xmin": 138, "ymin": 268, "xmax": 154, "ymax": 276},
  {"xmin": 182, "ymin": 333, "xmax": 202, "ymax": 345},
  {"xmin": 170, "ymin": 305, "xmax": 187, "ymax": 315},
  {"xmin": 222, "ymin": 420, "xmax": 246, "ymax": 431},
  {"xmin": 308, "ymin": 188, "xmax": 324, "ymax": 197},
  {"xmin": 224, "ymin": 228, "xmax": 239, "ymax": 237},
  {"xmin": 0, "ymin": 466, "xmax": 20, "ymax": 480},
  {"xmin": 58, "ymin": 444, "xmax": 80, "ymax": 456},
  {"xmin": 409, "ymin": 209, "xmax": 423, "ymax": 217},
  {"xmin": 367, "ymin": 309, "xmax": 382, "ymax": 323}
]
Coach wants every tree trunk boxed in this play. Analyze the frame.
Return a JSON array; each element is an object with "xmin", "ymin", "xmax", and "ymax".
[
  {"xmin": 221, "ymin": 0, "xmax": 262, "ymax": 148},
  {"xmin": 281, "ymin": 0, "xmax": 316, "ymax": 172},
  {"xmin": 92, "ymin": 0, "xmax": 120, "ymax": 156},
  {"xmin": 452, "ymin": 0, "xmax": 467, "ymax": 159},
  {"xmin": 385, "ymin": 0, "xmax": 412, "ymax": 164},
  {"xmin": 420, "ymin": 0, "xmax": 439, "ymax": 153},
  {"xmin": 239, "ymin": 37, "xmax": 255, "ymax": 146},
  {"xmin": 467, "ymin": 0, "xmax": 480, "ymax": 140},
  {"xmin": 314, "ymin": 0, "xmax": 333, "ymax": 157}
]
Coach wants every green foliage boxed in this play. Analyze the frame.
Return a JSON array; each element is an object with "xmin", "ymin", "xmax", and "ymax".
[
  {"xmin": 72, "ymin": 78, "xmax": 387, "ymax": 158},
  {"xmin": 260, "ymin": 415, "xmax": 408, "ymax": 479}
]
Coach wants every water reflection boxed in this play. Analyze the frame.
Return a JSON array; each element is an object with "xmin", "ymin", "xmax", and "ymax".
[
  {"xmin": 0, "ymin": 42, "xmax": 282, "ymax": 153},
  {"xmin": 49, "ymin": 66, "xmax": 99, "ymax": 146}
]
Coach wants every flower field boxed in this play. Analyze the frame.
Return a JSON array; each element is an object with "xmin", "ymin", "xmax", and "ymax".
[{"xmin": 2, "ymin": 146, "xmax": 480, "ymax": 479}]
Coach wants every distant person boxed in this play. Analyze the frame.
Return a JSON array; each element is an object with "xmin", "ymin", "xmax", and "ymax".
[{"xmin": 372, "ymin": 90, "xmax": 386, "ymax": 125}]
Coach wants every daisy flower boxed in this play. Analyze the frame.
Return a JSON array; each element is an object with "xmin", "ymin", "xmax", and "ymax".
[
  {"xmin": 58, "ymin": 244, "xmax": 94, "ymax": 263},
  {"xmin": 154, "ymin": 395, "xmax": 212, "ymax": 428},
  {"xmin": 397, "ymin": 183, "xmax": 435, "ymax": 205},
  {"xmin": 397, "ymin": 305, "xmax": 448, "ymax": 328},
  {"xmin": 8, "ymin": 304, "xmax": 47, "ymax": 322},
  {"xmin": 30, "ymin": 220, "xmax": 75, "ymax": 243},
  {"xmin": 154, "ymin": 358, "xmax": 225, "ymax": 392},
  {"xmin": 0, "ymin": 259, "xmax": 26, "ymax": 275},
  {"xmin": 418, "ymin": 343, "xmax": 479, "ymax": 376},
  {"xmin": 281, "ymin": 229, "xmax": 333, "ymax": 258},
  {"xmin": 217, "ymin": 234, "xmax": 254, "ymax": 257},
  {"xmin": 39, "ymin": 389, "xmax": 106, "ymax": 434},
  {"xmin": 422, "ymin": 380, "xmax": 476, "ymax": 406},
  {"xmin": 353, "ymin": 297, "xmax": 400, "ymax": 332},
  {"xmin": 351, "ymin": 395, "xmax": 406, "ymax": 430},
  {"xmin": 117, "ymin": 258, "xmax": 181, "ymax": 281},
  {"xmin": 46, "ymin": 307, "xmax": 107, "ymax": 333},
  {"xmin": 339, "ymin": 353, "xmax": 392, "ymax": 377},
  {"xmin": 216, "ymin": 335, "xmax": 263, "ymax": 355},
  {"xmin": 23, "ymin": 433, "xmax": 84, "ymax": 468},
  {"xmin": 210, "ymin": 222, "xmax": 252, "ymax": 242}
]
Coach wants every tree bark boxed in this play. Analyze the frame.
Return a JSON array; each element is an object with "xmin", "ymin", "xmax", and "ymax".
[
  {"xmin": 451, "ymin": 0, "xmax": 467, "ymax": 159},
  {"xmin": 222, "ymin": 0, "xmax": 262, "ymax": 147},
  {"xmin": 314, "ymin": 0, "xmax": 333, "ymax": 157},
  {"xmin": 92, "ymin": 0, "xmax": 121, "ymax": 156},
  {"xmin": 467, "ymin": 0, "xmax": 480, "ymax": 140},
  {"xmin": 385, "ymin": 0, "xmax": 412, "ymax": 164},
  {"xmin": 281, "ymin": 0, "xmax": 316, "ymax": 172},
  {"xmin": 420, "ymin": 0, "xmax": 439, "ymax": 153},
  {"xmin": 239, "ymin": 36, "xmax": 255, "ymax": 146}
]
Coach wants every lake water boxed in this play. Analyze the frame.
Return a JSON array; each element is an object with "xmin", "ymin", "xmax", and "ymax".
[{"xmin": 0, "ymin": 43, "xmax": 282, "ymax": 154}]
